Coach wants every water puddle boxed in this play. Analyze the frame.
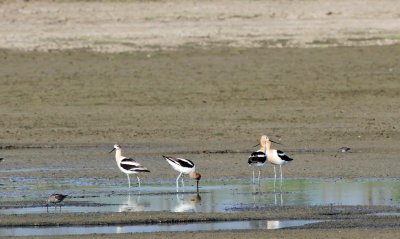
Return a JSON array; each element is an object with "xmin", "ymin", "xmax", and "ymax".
[
  {"xmin": 0, "ymin": 219, "xmax": 321, "ymax": 237},
  {"xmin": 1, "ymin": 178, "xmax": 400, "ymax": 214}
]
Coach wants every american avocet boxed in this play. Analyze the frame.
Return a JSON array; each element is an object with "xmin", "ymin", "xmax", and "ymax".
[
  {"xmin": 248, "ymin": 135, "xmax": 268, "ymax": 184},
  {"xmin": 162, "ymin": 155, "xmax": 201, "ymax": 193},
  {"xmin": 109, "ymin": 144, "xmax": 150, "ymax": 189},
  {"xmin": 265, "ymin": 136, "xmax": 293, "ymax": 191},
  {"xmin": 46, "ymin": 193, "xmax": 67, "ymax": 212}
]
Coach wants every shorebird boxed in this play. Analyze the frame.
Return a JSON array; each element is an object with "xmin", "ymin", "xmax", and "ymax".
[
  {"xmin": 335, "ymin": 146, "xmax": 351, "ymax": 157},
  {"xmin": 109, "ymin": 144, "xmax": 150, "ymax": 189},
  {"xmin": 46, "ymin": 193, "xmax": 67, "ymax": 212},
  {"xmin": 264, "ymin": 136, "xmax": 293, "ymax": 191},
  {"xmin": 162, "ymin": 155, "xmax": 201, "ymax": 193},
  {"xmin": 0, "ymin": 158, "xmax": 3, "ymax": 162},
  {"xmin": 338, "ymin": 146, "xmax": 351, "ymax": 153},
  {"xmin": 248, "ymin": 135, "xmax": 268, "ymax": 184}
]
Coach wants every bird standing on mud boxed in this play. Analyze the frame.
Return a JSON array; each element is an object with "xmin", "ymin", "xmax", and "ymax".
[
  {"xmin": 248, "ymin": 135, "xmax": 268, "ymax": 184},
  {"xmin": 109, "ymin": 144, "xmax": 150, "ymax": 189},
  {"xmin": 46, "ymin": 193, "xmax": 67, "ymax": 212},
  {"xmin": 162, "ymin": 155, "xmax": 201, "ymax": 193}
]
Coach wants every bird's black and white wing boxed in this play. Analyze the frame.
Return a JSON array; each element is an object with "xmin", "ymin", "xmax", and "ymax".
[
  {"xmin": 120, "ymin": 158, "xmax": 150, "ymax": 172},
  {"xmin": 277, "ymin": 150, "xmax": 293, "ymax": 162},
  {"xmin": 163, "ymin": 156, "xmax": 195, "ymax": 169},
  {"xmin": 248, "ymin": 151, "xmax": 267, "ymax": 165}
]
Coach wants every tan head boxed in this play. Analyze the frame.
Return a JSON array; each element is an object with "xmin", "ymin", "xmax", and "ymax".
[
  {"xmin": 189, "ymin": 171, "xmax": 201, "ymax": 192},
  {"xmin": 189, "ymin": 171, "xmax": 201, "ymax": 181},
  {"xmin": 260, "ymin": 135, "xmax": 268, "ymax": 147},
  {"xmin": 254, "ymin": 135, "xmax": 267, "ymax": 147}
]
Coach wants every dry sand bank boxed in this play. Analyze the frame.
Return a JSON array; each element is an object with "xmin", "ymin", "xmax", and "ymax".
[{"xmin": 1, "ymin": 0, "xmax": 400, "ymax": 52}]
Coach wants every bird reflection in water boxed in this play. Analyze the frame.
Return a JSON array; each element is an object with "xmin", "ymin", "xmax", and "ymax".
[
  {"xmin": 118, "ymin": 193, "xmax": 149, "ymax": 213},
  {"xmin": 251, "ymin": 183, "xmax": 263, "ymax": 207},
  {"xmin": 251, "ymin": 184, "xmax": 284, "ymax": 207},
  {"xmin": 274, "ymin": 192, "xmax": 283, "ymax": 206},
  {"xmin": 173, "ymin": 193, "xmax": 202, "ymax": 212}
]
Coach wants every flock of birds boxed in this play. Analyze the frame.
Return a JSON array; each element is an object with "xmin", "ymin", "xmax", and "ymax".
[
  {"xmin": 1, "ymin": 135, "xmax": 353, "ymax": 212},
  {"xmin": 108, "ymin": 134, "xmax": 293, "ymax": 194},
  {"xmin": 248, "ymin": 135, "xmax": 293, "ymax": 190},
  {"xmin": 109, "ymin": 143, "xmax": 202, "ymax": 193},
  {"xmin": 2, "ymin": 135, "xmax": 296, "ymax": 211}
]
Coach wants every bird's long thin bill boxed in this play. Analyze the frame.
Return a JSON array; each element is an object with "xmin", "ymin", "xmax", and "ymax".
[
  {"xmin": 270, "ymin": 140, "xmax": 282, "ymax": 145},
  {"xmin": 109, "ymin": 148, "xmax": 116, "ymax": 153},
  {"xmin": 253, "ymin": 143, "xmax": 260, "ymax": 147}
]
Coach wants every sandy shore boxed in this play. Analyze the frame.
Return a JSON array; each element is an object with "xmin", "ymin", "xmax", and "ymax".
[
  {"xmin": 1, "ymin": 0, "xmax": 400, "ymax": 51},
  {"xmin": 0, "ymin": 0, "xmax": 400, "ymax": 238}
]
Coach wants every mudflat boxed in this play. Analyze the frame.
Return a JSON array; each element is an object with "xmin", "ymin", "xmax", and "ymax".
[
  {"xmin": 1, "ymin": 44, "xmax": 399, "ymax": 180},
  {"xmin": 0, "ymin": 0, "xmax": 400, "ymax": 238}
]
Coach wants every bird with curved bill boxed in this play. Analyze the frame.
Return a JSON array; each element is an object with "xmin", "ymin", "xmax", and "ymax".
[
  {"xmin": 263, "ymin": 136, "xmax": 293, "ymax": 191},
  {"xmin": 248, "ymin": 135, "xmax": 269, "ymax": 184},
  {"xmin": 110, "ymin": 144, "xmax": 150, "ymax": 189},
  {"xmin": 162, "ymin": 155, "xmax": 201, "ymax": 193}
]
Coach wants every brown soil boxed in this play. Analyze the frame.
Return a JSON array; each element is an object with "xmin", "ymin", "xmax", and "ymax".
[
  {"xmin": 1, "ymin": 45, "xmax": 399, "ymax": 181},
  {"xmin": 0, "ymin": 0, "xmax": 400, "ymax": 238}
]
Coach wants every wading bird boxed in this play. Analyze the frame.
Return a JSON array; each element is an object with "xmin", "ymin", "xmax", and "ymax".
[
  {"xmin": 162, "ymin": 155, "xmax": 201, "ymax": 193},
  {"xmin": 110, "ymin": 144, "xmax": 150, "ymax": 189},
  {"xmin": 46, "ymin": 193, "xmax": 67, "ymax": 212},
  {"xmin": 265, "ymin": 136, "xmax": 293, "ymax": 191},
  {"xmin": 248, "ymin": 135, "xmax": 268, "ymax": 184}
]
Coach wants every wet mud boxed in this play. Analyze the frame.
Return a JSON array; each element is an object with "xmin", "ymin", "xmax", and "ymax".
[
  {"xmin": 1, "ymin": 1, "xmax": 400, "ymax": 238},
  {"xmin": 1, "ymin": 44, "xmax": 400, "ymax": 238}
]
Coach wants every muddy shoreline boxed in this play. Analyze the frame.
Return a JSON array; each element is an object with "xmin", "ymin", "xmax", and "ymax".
[
  {"xmin": 1, "ymin": 207, "xmax": 400, "ymax": 238},
  {"xmin": 1, "ymin": 44, "xmax": 400, "ymax": 238},
  {"xmin": 1, "ymin": 0, "xmax": 400, "ymax": 238},
  {"xmin": 1, "ymin": 206, "xmax": 399, "ymax": 227},
  {"xmin": 1, "ymin": 42, "xmax": 400, "ymax": 239}
]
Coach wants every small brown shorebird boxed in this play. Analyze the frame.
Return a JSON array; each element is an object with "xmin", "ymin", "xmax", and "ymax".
[
  {"xmin": 334, "ymin": 147, "xmax": 351, "ymax": 157},
  {"xmin": 338, "ymin": 147, "xmax": 351, "ymax": 153},
  {"xmin": 46, "ymin": 194, "xmax": 67, "ymax": 212}
]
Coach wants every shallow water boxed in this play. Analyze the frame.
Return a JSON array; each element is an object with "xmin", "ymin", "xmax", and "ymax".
[
  {"xmin": 1, "ymin": 178, "xmax": 400, "ymax": 214},
  {"xmin": 0, "ymin": 220, "xmax": 322, "ymax": 237}
]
